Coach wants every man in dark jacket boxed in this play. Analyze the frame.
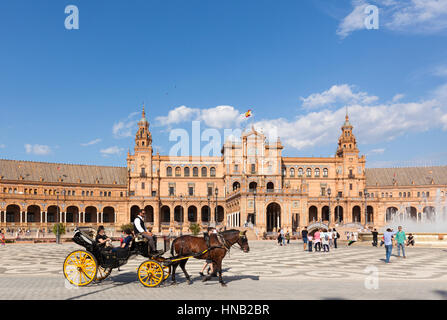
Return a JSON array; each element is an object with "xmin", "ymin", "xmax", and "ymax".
[{"xmin": 372, "ymin": 228, "xmax": 379, "ymax": 247}]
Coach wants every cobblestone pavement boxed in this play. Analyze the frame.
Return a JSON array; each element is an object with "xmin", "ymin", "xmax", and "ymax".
[{"xmin": 0, "ymin": 241, "xmax": 446, "ymax": 300}]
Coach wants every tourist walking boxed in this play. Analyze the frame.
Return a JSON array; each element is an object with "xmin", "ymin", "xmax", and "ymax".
[
  {"xmin": 277, "ymin": 229, "xmax": 283, "ymax": 246},
  {"xmin": 314, "ymin": 229, "xmax": 321, "ymax": 252},
  {"xmin": 383, "ymin": 228, "xmax": 397, "ymax": 263},
  {"xmin": 371, "ymin": 228, "xmax": 379, "ymax": 247},
  {"xmin": 332, "ymin": 228, "xmax": 339, "ymax": 249},
  {"xmin": 395, "ymin": 226, "xmax": 407, "ymax": 258},
  {"xmin": 285, "ymin": 230, "xmax": 290, "ymax": 245},
  {"xmin": 280, "ymin": 228, "xmax": 286, "ymax": 246},
  {"xmin": 322, "ymin": 230, "xmax": 330, "ymax": 252},
  {"xmin": 302, "ymin": 227, "xmax": 309, "ymax": 251},
  {"xmin": 406, "ymin": 233, "xmax": 415, "ymax": 246}
]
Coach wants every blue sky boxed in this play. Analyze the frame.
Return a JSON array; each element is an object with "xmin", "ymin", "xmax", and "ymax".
[{"xmin": 1, "ymin": 0, "xmax": 447, "ymax": 167}]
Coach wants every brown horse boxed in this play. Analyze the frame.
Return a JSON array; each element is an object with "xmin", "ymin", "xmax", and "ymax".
[{"xmin": 169, "ymin": 229, "xmax": 249, "ymax": 286}]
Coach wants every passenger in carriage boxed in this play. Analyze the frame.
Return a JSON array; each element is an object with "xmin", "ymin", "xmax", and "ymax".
[
  {"xmin": 96, "ymin": 226, "xmax": 112, "ymax": 248},
  {"xmin": 113, "ymin": 229, "xmax": 133, "ymax": 251},
  {"xmin": 111, "ymin": 229, "xmax": 133, "ymax": 258}
]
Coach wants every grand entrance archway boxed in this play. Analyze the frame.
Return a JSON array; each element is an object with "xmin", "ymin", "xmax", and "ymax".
[{"xmin": 266, "ymin": 202, "xmax": 281, "ymax": 232}]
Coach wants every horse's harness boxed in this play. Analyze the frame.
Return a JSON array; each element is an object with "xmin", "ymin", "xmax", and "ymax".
[
  {"xmin": 165, "ymin": 231, "xmax": 246, "ymax": 266},
  {"xmin": 206, "ymin": 231, "xmax": 246, "ymax": 259}
]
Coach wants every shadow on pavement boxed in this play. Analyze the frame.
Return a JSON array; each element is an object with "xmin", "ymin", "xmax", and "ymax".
[
  {"xmin": 434, "ymin": 290, "xmax": 447, "ymax": 299},
  {"xmin": 205, "ymin": 274, "xmax": 260, "ymax": 284}
]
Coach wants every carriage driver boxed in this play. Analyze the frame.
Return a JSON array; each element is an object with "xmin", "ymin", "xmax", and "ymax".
[{"xmin": 133, "ymin": 209, "xmax": 163, "ymax": 256}]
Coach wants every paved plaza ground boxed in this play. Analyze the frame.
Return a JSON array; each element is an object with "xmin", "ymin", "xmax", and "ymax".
[{"xmin": 0, "ymin": 240, "xmax": 446, "ymax": 300}]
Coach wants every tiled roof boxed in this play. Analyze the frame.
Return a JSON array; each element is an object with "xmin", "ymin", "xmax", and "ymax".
[
  {"xmin": 366, "ymin": 166, "xmax": 447, "ymax": 187},
  {"xmin": 0, "ymin": 159, "xmax": 127, "ymax": 185}
]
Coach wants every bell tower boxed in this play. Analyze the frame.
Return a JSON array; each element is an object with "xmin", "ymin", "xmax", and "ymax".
[
  {"xmin": 336, "ymin": 112, "xmax": 358, "ymax": 157},
  {"xmin": 127, "ymin": 104, "xmax": 154, "ymax": 198},
  {"xmin": 334, "ymin": 110, "xmax": 366, "ymax": 199},
  {"xmin": 134, "ymin": 104, "xmax": 152, "ymax": 152}
]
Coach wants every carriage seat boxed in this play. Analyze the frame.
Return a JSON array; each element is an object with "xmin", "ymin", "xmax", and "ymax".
[{"xmin": 134, "ymin": 234, "xmax": 147, "ymax": 242}]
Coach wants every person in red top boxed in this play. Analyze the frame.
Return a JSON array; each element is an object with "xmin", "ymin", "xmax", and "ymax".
[
  {"xmin": 313, "ymin": 229, "xmax": 321, "ymax": 252},
  {"xmin": 1, "ymin": 229, "xmax": 6, "ymax": 246}
]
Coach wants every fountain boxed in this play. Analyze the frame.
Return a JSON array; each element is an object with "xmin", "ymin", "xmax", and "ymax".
[{"xmin": 381, "ymin": 188, "xmax": 447, "ymax": 246}]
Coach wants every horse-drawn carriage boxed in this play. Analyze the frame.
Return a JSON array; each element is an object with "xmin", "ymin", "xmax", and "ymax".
[
  {"xmin": 63, "ymin": 227, "xmax": 250, "ymax": 288},
  {"xmin": 63, "ymin": 227, "xmax": 170, "ymax": 287}
]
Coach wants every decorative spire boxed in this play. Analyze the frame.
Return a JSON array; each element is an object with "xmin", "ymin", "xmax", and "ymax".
[
  {"xmin": 142, "ymin": 103, "xmax": 146, "ymax": 119},
  {"xmin": 344, "ymin": 106, "xmax": 351, "ymax": 127}
]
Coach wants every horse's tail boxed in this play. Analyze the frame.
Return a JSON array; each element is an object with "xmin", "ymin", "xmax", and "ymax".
[{"xmin": 170, "ymin": 237, "xmax": 178, "ymax": 257}]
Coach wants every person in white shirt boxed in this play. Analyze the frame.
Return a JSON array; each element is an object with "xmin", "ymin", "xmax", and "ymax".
[
  {"xmin": 133, "ymin": 209, "xmax": 160, "ymax": 255},
  {"xmin": 332, "ymin": 228, "xmax": 339, "ymax": 249},
  {"xmin": 328, "ymin": 229, "xmax": 334, "ymax": 248},
  {"xmin": 321, "ymin": 230, "xmax": 330, "ymax": 252},
  {"xmin": 384, "ymin": 228, "xmax": 397, "ymax": 263}
]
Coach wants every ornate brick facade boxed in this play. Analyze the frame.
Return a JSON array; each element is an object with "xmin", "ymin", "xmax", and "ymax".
[{"xmin": 1, "ymin": 108, "xmax": 446, "ymax": 233}]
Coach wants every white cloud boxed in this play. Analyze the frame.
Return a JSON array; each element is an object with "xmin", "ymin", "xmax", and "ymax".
[
  {"xmin": 441, "ymin": 114, "xmax": 447, "ymax": 130},
  {"xmin": 80, "ymin": 138, "xmax": 102, "ymax": 146},
  {"xmin": 155, "ymin": 105, "xmax": 247, "ymax": 129},
  {"xmin": 337, "ymin": 0, "xmax": 370, "ymax": 38},
  {"xmin": 338, "ymin": 0, "xmax": 447, "ymax": 38},
  {"xmin": 367, "ymin": 148, "xmax": 386, "ymax": 155},
  {"xmin": 300, "ymin": 84, "xmax": 378, "ymax": 109},
  {"xmin": 254, "ymin": 84, "xmax": 447, "ymax": 151},
  {"xmin": 100, "ymin": 146, "xmax": 124, "ymax": 156},
  {"xmin": 433, "ymin": 65, "xmax": 447, "ymax": 77},
  {"xmin": 113, "ymin": 111, "xmax": 139, "ymax": 138},
  {"xmin": 392, "ymin": 93, "xmax": 405, "ymax": 102},
  {"xmin": 385, "ymin": 0, "xmax": 447, "ymax": 33},
  {"xmin": 200, "ymin": 105, "xmax": 246, "ymax": 129},
  {"xmin": 155, "ymin": 83, "xmax": 447, "ymax": 152},
  {"xmin": 155, "ymin": 105, "xmax": 200, "ymax": 126},
  {"xmin": 24, "ymin": 144, "xmax": 51, "ymax": 155},
  {"xmin": 0, "ymin": 144, "xmax": 5, "ymax": 148}
]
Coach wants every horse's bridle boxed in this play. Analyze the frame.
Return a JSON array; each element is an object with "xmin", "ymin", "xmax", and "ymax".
[{"xmin": 219, "ymin": 232, "xmax": 247, "ymax": 252}]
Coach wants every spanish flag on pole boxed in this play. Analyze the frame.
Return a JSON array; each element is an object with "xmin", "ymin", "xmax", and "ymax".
[{"xmin": 245, "ymin": 109, "xmax": 252, "ymax": 118}]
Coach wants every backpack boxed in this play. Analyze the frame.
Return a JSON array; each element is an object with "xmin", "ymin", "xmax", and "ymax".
[
  {"xmin": 337, "ymin": 232, "xmax": 340, "ymax": 238},
  {"xmin": 324, "ymin": 234, "xmax": 329, "ymax": 241}
]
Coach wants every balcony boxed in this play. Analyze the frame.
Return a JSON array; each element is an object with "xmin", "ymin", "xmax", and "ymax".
[{"xmin": 348, "ymin": 173, "xmax": 355, "ymax": 179}]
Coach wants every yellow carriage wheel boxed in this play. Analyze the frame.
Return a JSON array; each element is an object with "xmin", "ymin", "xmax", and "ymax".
[
  {"xmin": 63, "ymin": 250, "xmax": 98, "ymax": 287},
  {"xmin": 137, "ymin": 260, "xmax": 164, "ymax": 287},
  {"xmin": 94, "ymin": 266, "xmax": 112, "ymax": 283},
  {"xmin": 152, "ymin": 257, "xmax": 170, "ymax": 281},
  {"xmin": 162, "ymin": 265, "xmax": 170, "ymax": 281}
]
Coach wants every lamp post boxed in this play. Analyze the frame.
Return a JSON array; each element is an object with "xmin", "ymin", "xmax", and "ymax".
[
  {"xmin": 336, "ymin": 195, "xmax": 340, "ymax": 224},
  {"xmin": 253, "ymin": 189, "xmax": 256, "ymax": 226},
  {"xmin": 364, "ymin": 188, "xmax": 368, "ymax": 228},
  {"xmin": 214, "ymin": 188, "xmax": 218, "ymax": 225},
  {"xmin": 56, "ymin": 191, "xmax": 60, "ymax": 244},
  {"xmin": 207, "ymin": 195, "xmax": 211, "ymax": 224},
  {"xmin": 327, "ymin": 187, "xmax": 332, "ymax": 228},
  {"xmin": 179, "ymin": 194, "xmax": 183, "ymax": 223}
]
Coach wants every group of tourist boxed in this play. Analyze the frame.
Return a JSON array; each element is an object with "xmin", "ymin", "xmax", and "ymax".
[
  {"xmin": 300, "ymin": 227, "xmax": 339, "ymax": 252},
  {"xmin": 277, "ymin": 228, "xmax": 291, "ymax": 246},
  {"xmin": 296, "ymin": 225, "xmax": 415, "ymax": 263}
]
